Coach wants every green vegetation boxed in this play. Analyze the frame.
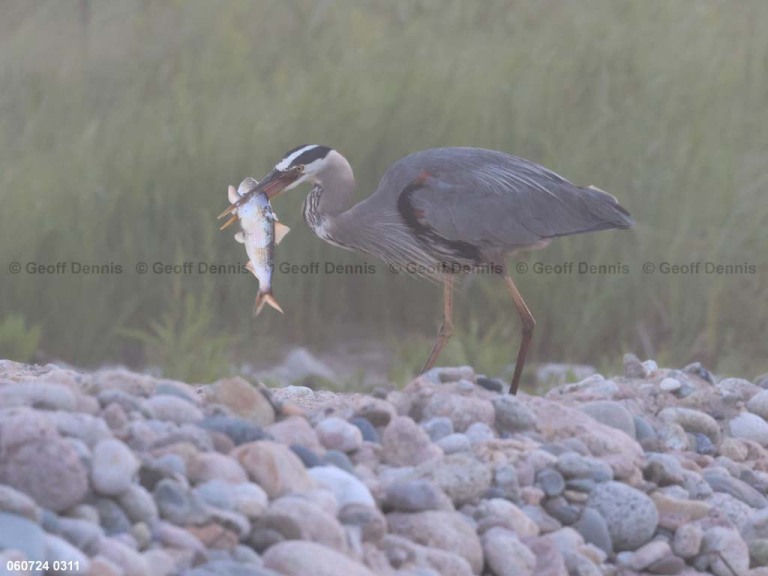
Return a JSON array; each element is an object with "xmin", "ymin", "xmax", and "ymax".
[
  {"xmin": 2, "ymin": 1, "xmax": 767, "ymax": 383},
  {"xmin": 117, "ymin": 277, "xmax": 240, "ymax": 382},
  {"xmin": 0, "ymin": 314, "xmax": 42, "ymax": 363}
]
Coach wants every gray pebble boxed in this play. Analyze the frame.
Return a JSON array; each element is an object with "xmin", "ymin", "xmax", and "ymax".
[
  {"xmin": 465, "ymin": 422, "xmax": 495, "ymax": 444},
  {"xmin": 117, "ymin": 484, "xmax": 158, "ymax": 525},
  {"xmin": 194, "ymin": 480, "xmax": 235, "ymax": 510},
  {"xmin": 436, "ymin": 433, "xmax": 471, "ymax": 454},
  {"xmin": 476, "ymin": 376, "xmax": 504, "ymax": 393},
  {"xmin": 153, "ymin": 478, "xmax": 210, "ymax": 525},
  {"xmin": 672, "ymin": 523, "xmax": 702, "ymax": 558},
  {"xmin": 521, "ymin": 504, "xmax": 562, "ymax": 533},
  {"xmin": 544, "ymin": 496, "xmax": 581, "ymax": 525},
  {"xmin": 659, "ymin": 377, "xmax": 681, "ymax": 392},
  {"xmin": 573, "ymin": 508, "xmax": 612, "ymax": 556},
  {"xmin": 580, "ymin": 401, "xmax": 636, "ymax": 438},
  {"xmin": 456, "ymin": 379, "xmax": 475, "ymax": 393},
  {"xmin": 321, "ymin": 449, "xmax": 356, "ymax": 474},
  {"xmin": 420, "ymin": 417, "xmax": 454, "ymax": 442},
  {"xmin": 634, "ymin": 416, "xmax": 657, "ymax": 442},
  {"xmin": 492, "ymin": 464, "xmax": 520, "ymax": 501},
  {"xmin": 91, "ymin": 439, "xmax": 139, "ymax": 497},
  {"xmin": 729, "ymin": 412, "xmax": 768, "ymax": 446},
  {"xmin": 694, "ymin": 432, "xmax": 716, "ymax": 455},
  {"xmin": 703, "ymin": 468, "xmax": 768, "ymax": 509},
  {"xmin": 349, "ymin": 417, "xmax": 380, "ymax": 443},
  {"xmin": 587, "ymin": 481, "xmax": 658, "ymax": 552},
  {"xmin": 644, "ymin": 453, "xmax": 685, "ymax": 485},
  {"xmin": 537, "ymin": 468, "xmax": 565, "ymax": 497},
  {"xmin": 566, "ymin": 478, "xmax": 596, "ymax": 493},
  {"xmin": 94, "ymin": 498, "xmax": 132, "ymax": 535},
  {"xmin": 199, "ymin": 415, "xmax": 270, "ymax": 445},
  {"xmin": 492, "ymin": 396, "xmax": 535, "ymax": 434},
  {"xmin": 0, "ymin": 512, "xmax": 45, "ymax": 565},
  {"xmin": 290, "ymin": 444, "xmax": 321, "ymax": 468},
  {"xmin": 383, "ymin": 480, "xmax": 448, "ymax": 512}
]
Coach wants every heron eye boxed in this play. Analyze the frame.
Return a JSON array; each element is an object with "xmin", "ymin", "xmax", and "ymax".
[{"xmin": 296, "ymin": 165, "xmax": 305, "ymax": 173}]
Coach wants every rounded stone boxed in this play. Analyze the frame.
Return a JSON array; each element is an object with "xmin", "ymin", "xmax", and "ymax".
[
  {"xmin": 308, "ymin": 465, "xmax": 375, "ymax": 508},
  {"xmin": 587, "ymin": 481, "xmax": 658, "ymax": 552},
  {"xmin": 321, "ymin": 449, "xmax": 355, "ymax": 473},
  {"xmin": 477, "ymin": 376, "xmax": 504, "ymax": 393},
  {"xmin": 420, "ymin": 417, "xmax": 454, "ymax": 442},
  {"xmin": 0, "ymin": 512, "xmax": 45, "ymax": 565},
  {"xmin": 659, "ymin": 378, "xmax": 681, "ymax": 392},
  {"xmin": 422, "ymin": 392, "xmax": 495, "ymax": 433},
  {"xmin": 382, "ymin": 416, "xmax": 442, "ymax": 466},
  {"xmin": 436, "ymin": 433, "xmax": 471, "ymax": 454},
  {"xmin": 413, "ymin": 452, "xmax": 492, "ymax": 507},
  {"xmin": 493, "ymin": 396, "xmax": 535, "ymax": 434},
  {"xmin": 349, "ymin": 417, "xmax": 380, "ymax": 443},
  {"xmin": 729, "ymin": 412, "xmax": 768, "ymax": 446},
  {"xmin": 481, "ymin": 527, "xmax": 536, "ymax": 576},
  {"xmin": 702, "ymin": 527, "xmax": 750, "ymax": 576},
  {"xmin": 290, "ymin": 444, "xmax": 321, "ymax": 468},
  {"xmin": 537, "ymin": 468, "xmax": 566, "ymax": 497},
  {"xmin": 1, "ymin": 438, "xmax": 89, "ymax": 512},
  {"xmin": 117, "ymin": 484, "xmax": 159, "ymax": 524},
  {"xmin": 579, "ymin": 401, "xmax": 636, "ymax": 439},
  {"xmin": 91, "ymin": 439, "xmax": 140, "ymax": 496},
  {"xmin": 231, "ymin": 440, "xmax": 315, "ymax": 499},
  {"xmin": 316, "ymin": 417, "xmax": 363, "ymax": 453},
  {"xmin": 573, "ymin": 507, "xmax": 612, "ymax": 555},
  {"xmin": 383, "ymin": 480, "xmax": 448, "ymax": 512},
  {"xmin": 465, "ymin": 422, "xmax": 495, "ymax": 444},
  {"xmin": 264, "ymin": 540, "xmax": 377, "ymax": 576},
  {"xmin": 142, "ymin": 395, "xmax": 204, "ymax": 424},
  {"xmin": 658, "ymin": 407, "xmax": 720, "ymax": 444},
  {"xmin": 747, "ymin": 389, "xmax": 768, "ymax": 420},
  {"xmin": 387, "ymin": 510, "xmax": 483, "ymax": 573}
]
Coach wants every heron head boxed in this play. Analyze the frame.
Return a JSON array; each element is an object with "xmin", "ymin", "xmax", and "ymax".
[{"xmin": 253, "ymin": 144, "xmax": 334, "ymax": 200}]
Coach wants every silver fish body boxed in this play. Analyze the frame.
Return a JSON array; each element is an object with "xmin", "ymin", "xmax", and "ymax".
[{"xmin": 231, "ymin": 178, "xmax": 289, "ymax": 315}]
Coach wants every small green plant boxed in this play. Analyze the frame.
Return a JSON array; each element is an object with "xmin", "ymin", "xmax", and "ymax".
[
  {"xmin": 118, "ymin": 279, "xmax": 240, "ymax": 382},
  {"xmin": 0, "ymin": 314, "xmax": 42, "ymax": 363}
]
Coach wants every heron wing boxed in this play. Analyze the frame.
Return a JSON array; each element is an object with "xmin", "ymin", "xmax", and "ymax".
[{"xmin": 382, "ymin": 148, "xmax": 632, "ymax": 251}]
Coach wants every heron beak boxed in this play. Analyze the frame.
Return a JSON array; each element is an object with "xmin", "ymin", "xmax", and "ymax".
[
  {"xmin": 219, "ymin": 213, "xmax": 239, "ymax": 230},
  {"xmin": 217, "ymin": 168, "xmax": 301, "ymax": 226},
  {"xmin": 255, "ymin": 167, "xmax": 302, "ymax": 200}
]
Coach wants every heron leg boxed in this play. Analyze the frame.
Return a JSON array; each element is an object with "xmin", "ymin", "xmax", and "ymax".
[
  {"xmin": 502, "ymin": 265, "xmax": 535, "ymax": 395},
  {"xmin": 420, "ymin": 275, "xmax": 454, "ymax": 374}
]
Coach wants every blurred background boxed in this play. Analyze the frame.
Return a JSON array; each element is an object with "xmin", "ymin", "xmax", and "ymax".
[{"xmin": 1, "ymin": 0, "xmax": 766, "ymax": 386}]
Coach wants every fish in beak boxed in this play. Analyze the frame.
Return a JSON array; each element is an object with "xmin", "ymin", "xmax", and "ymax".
[
  {"xmin": 217, "ymin": 167, "xmax": 302, "ymax": 226},
  {"xmin": 223, "ymin": 177, "xmax": 291, "ymax": 316}
]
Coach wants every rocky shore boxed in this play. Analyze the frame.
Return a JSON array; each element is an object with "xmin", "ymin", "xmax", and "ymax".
[{"xmin": 1, "ymin": 355, "xmax": 768, "ymax": 576}]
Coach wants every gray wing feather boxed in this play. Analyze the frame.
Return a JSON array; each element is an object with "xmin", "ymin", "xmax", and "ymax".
[{"xmin": 375, "ymin": 148, "xmax": 632, "ymax": 250}]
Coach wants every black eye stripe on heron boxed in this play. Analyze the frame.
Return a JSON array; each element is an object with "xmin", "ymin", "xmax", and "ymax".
[{"xmin": 278, "ymin": 145, "xmax": 332, "ymax": 170}]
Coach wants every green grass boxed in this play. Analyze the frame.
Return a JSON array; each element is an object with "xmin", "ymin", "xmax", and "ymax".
[{"xmin": 1, "ymin": 1, "xmax": 767, "ymax": 382}]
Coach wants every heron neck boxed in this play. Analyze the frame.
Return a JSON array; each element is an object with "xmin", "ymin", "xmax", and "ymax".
[{"xmin": 315, "ymin": 159, "xmax": 356, "ymax": 217}]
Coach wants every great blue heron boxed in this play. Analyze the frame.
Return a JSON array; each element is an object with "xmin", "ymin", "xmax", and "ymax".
[{"xmin": 225, "ymin": 145, "xmax": 633, "ymax": 394}]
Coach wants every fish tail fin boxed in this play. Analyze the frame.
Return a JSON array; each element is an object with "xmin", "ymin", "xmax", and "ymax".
[{"xmin": 253, "ymin": 291, "xmax": 283, "ymax": 316}]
